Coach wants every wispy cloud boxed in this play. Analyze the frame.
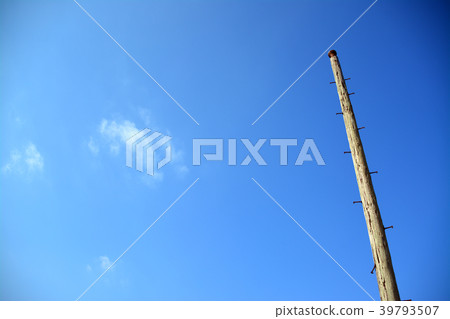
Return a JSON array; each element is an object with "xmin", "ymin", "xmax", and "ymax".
[
  {"xmin": 24, "ymin": 144, "xmax": 44, "ymax": 171},
  {"xmin": 99, "ymin": 256, "xmax": 113, "ymax": 270},
  {"xmin": 87, "ymin": 137, "xmax": 99, "ymax": 155},
  {"xmin": 87, "ymin": 115, "xmax": 190, "ymax": 181},
  {"xmin": 2, "ymin": 143, "xmax": 44, "ymax": 174},
  {"xmin": 171, "ymin": 148, "xmax": 189, "ymax": 176},
  {"xmin": 86, "ymin": 256, "xmax": 113, "ymax": 273},
  {"xmin": 176, "ymin": 165, "xmax": 189, "ymax": 175},
  {"xmin": 140, "ymin": 171, "xmax": 164, "ymax": 188},
  {"xmin": 98, "ymin": 119, "xmax": 139, "ymax": 155},
  {"xmin": 137, "ymin": 107, "xmax": 152, "ymax": 127},
  {"xmin": 99, "ymin": 119, "xmax": 138, "ymax": 142}
]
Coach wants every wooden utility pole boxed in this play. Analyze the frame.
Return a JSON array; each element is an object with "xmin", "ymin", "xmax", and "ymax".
[{"xmin": 328, "ymin": 50, "xmax": 400, "ymax": 301}]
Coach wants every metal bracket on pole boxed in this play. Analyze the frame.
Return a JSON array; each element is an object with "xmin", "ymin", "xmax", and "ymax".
[{"xmin": 331, "ymin": 78, "xmax": 351, "ymax": 84}]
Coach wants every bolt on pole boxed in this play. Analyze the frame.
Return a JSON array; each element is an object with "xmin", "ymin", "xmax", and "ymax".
[{"xmin": 328, "ymin": 50, "xmax": 400, "ymax": 301}]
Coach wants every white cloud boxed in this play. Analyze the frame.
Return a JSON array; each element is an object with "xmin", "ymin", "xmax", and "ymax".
[
  {"xmin": 98, "ymin": 119, "xmax": 139, "ymax": 155},
  {"xmin": 176, "ymin": 165, "xmax": 189, "ymax": 175},
  {"xmin": 171, "ymin": 147, "xmax": 189, "ymax": 176},
  {"xmin": 88, "ymin": 116, "xmax": 189, "ymax": 183},
  {"xmin": 24, "ymin": 144, "xmax": 44, "ymax": 171},
  {"xmin": 2, "ymin": 150, "xmax": 21, "ymax": 173},
  {"xmin": 99, "ymin": 119, "xmax": 138, "ymax": 142},
  {"xmin": 2, "ymin": 143, "xmax": 44, "ymax": 174},
  {"xmin": 88, "ymin": 137, "xmax": 99, "ymax": 155},
  {"xmin": 138, "ymin": 108, "xmax": 152, "ymax": 127},
  {"xmin": 99, "ymin": 256, "xmax": 113, "ymax": 270},
  {"xmin": 109, "ymin": 144, "xmax": 120, "ymax": 156},
  {"xmin": 85, "ymin": 255, "xmax": 115, "ymax": 273},
  {"xmin": 140, "ymin": 171, "xmax": 164, "ymax": 188}
]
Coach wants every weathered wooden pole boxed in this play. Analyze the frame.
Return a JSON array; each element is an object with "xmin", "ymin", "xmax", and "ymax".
[{"xmin": 328, "ymin": 50, "xmax": 400, "ymax": 301}]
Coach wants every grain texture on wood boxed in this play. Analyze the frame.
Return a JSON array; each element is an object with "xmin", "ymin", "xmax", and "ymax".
[{"xmin": 328, "ymin": 50, "xmax": 400, "ymax": 301}]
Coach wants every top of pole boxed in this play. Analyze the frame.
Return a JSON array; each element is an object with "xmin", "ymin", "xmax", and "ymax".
[{"xmin": 328, "ymin": 50, "xmax": 337, "ymax": 58}]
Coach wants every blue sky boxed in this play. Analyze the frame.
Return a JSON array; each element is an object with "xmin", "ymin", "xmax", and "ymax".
[{"xmin": 1, "ymin": 0, "xmax": 449, "ymax": 301}]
